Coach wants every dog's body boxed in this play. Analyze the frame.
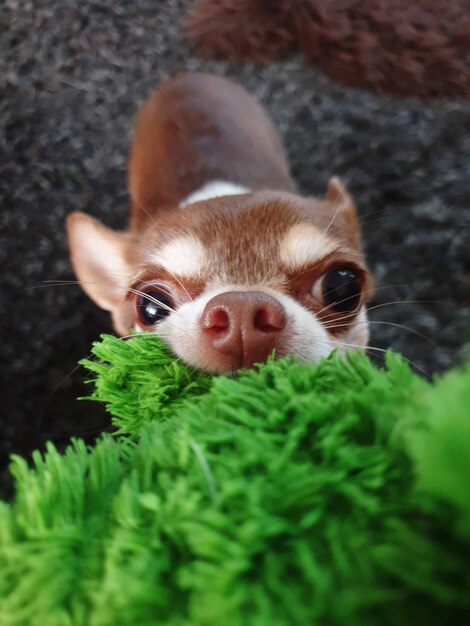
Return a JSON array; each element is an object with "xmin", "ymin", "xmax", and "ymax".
[
  {"xmin": 67, "ymin": 72, "xmax": 372, "ymax": 373},
  {"xmin": 128, "ymin": 72, "xmax": 295, "ymax": 227}
]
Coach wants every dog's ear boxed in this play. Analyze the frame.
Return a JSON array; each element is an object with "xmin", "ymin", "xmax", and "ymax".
[
  {"xmin": 325, "ymin": 177, "xmax": 361, "ymax": 248},
  {"xmin": 66, "ymin": 212, "xmax": 131, "ymax": 311}
]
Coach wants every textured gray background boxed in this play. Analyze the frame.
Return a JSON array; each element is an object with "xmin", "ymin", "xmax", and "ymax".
[{"xmin": 1, "ymin": 0, "xmax": 469, "ymax": 494}]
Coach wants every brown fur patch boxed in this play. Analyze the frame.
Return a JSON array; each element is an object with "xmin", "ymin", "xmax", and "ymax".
[
  {"xmin": 183, "ymin": 0, "xmax": 470, "ymax": 100},
  {"xmin": 183, "ymin": 0, "xmax": 296, "ymax": 63}
]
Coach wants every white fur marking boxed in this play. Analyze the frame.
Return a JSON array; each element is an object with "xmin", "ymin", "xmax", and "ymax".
[
  {"xmin": 180, "ymin": 180, "xmax": 249, "ymax": 207},
  {"xmin": 148, "ymin": 236, "xmax": 206, "ymax": 277},
  {"xmin": 280, "ymin": 224, "xmax": 336, "ymax": 269}
]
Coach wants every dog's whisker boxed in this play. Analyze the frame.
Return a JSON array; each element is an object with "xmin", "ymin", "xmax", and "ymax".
[
  {"xmin": 318, "ymin": 297, "xmax": 444, "ymax": 323},
  {"xmin": 40, "ymin": 280, "xmax": 176, "ymax": 314},
  {"xmin": 161, "ymin": 269, "xmax": 194, "ymax": 303},
  {"xmin": 366, "ymin": 299, "xmax": 443, "ymax": 314},
  {"xmin": 314, "ymin": 337, "xmax": 430, "ymax": 378},
  {"xmin": 315, "ymin": 283, "xmax": 407, "ymax": 317},
  {"xmin": 323, "ymin": 319, "xmax": 437, "ymax": 347},
  {"xmin": 50, "ymin": 362, "xmax": 86, "ymax": 394}
]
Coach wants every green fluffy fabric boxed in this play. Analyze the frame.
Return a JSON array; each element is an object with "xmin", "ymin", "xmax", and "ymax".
[{"xmin": 1, "ymin": 335, "xmax": 469, "ymax": 626}]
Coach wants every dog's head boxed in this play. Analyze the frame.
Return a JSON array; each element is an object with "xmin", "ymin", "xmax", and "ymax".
[{"xmin": 67, "ymin": 178, "xmax": 373, "ymax": 373}]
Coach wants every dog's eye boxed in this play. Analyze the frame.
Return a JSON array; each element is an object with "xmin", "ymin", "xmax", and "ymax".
[
  {"xmin": 135, "ymin": 286, "xmax": 174, "ymax": 326},
  {"xmin": 320, "ymin": 268, "xmax": 362, "ymax": 312}
]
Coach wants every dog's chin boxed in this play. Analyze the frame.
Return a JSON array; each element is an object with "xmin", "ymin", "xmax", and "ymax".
[
  {"xmin": 163, "ymin": 342, "xmax": 284, "ymax": 375},
  {"xmin": 161, "ymin": 332, "xmax": 336, "ymax": 374},
  {"xmin": 184, "ymin": 346, "xmax": 292, "ymax": 375},
  {"xmin": 165, "ymin": 328, "xmax": 369, "ymax": 375}
]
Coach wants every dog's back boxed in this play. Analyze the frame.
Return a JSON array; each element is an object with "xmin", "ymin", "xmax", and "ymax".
[{"xmin": 128, "ymin": 72, "xmax": 295, "ymax": 229}]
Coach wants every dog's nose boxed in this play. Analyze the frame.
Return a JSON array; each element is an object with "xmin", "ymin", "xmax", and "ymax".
[{"xmin": 200, "ymin": 291, "xmax": 286, "ymax": 368}]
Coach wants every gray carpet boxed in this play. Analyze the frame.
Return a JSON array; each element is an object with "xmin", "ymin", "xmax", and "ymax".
[{"xmin": 1, "ymin": 0, "xmax": 469, "ymax": 494}]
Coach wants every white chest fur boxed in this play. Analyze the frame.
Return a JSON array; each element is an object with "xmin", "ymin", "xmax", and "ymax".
[{"xmin": 180, "ymin": 180, "xmax": 249, "ymax": 207}]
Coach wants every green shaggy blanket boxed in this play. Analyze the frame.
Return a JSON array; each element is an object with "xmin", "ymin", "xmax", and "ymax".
[{"xmin": 1, "ymin": 335, "xmax": 469, "ymax": 626}]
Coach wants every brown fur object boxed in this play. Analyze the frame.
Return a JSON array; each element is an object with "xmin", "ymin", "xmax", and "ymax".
[{"xmin": 183, "ymin": 0, "xmax": 470, "ymax": 99}]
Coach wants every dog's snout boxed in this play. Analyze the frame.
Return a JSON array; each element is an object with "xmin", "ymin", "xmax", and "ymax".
[{"xmin": 200, "ymin": 291, "xmax": 286, "ymax": 368}]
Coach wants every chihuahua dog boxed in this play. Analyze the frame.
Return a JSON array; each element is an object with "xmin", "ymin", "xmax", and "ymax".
[{"xmin": 67, "ymin": 72, "xmax": 372, "ymax": 373}]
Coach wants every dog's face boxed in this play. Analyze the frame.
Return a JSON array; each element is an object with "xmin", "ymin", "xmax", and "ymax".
[{"xmin": 67, "ymin": 179, "xmax": 373, "ymax": 373}]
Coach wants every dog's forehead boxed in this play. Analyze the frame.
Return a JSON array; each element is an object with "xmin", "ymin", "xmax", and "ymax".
[
  {"xmin": 136, "ymin": 192, "xmax": 348, "ymax": 283},
  {"xmin": 200, "ymin": 199, "xmax": 338, "ymax": 283}
]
